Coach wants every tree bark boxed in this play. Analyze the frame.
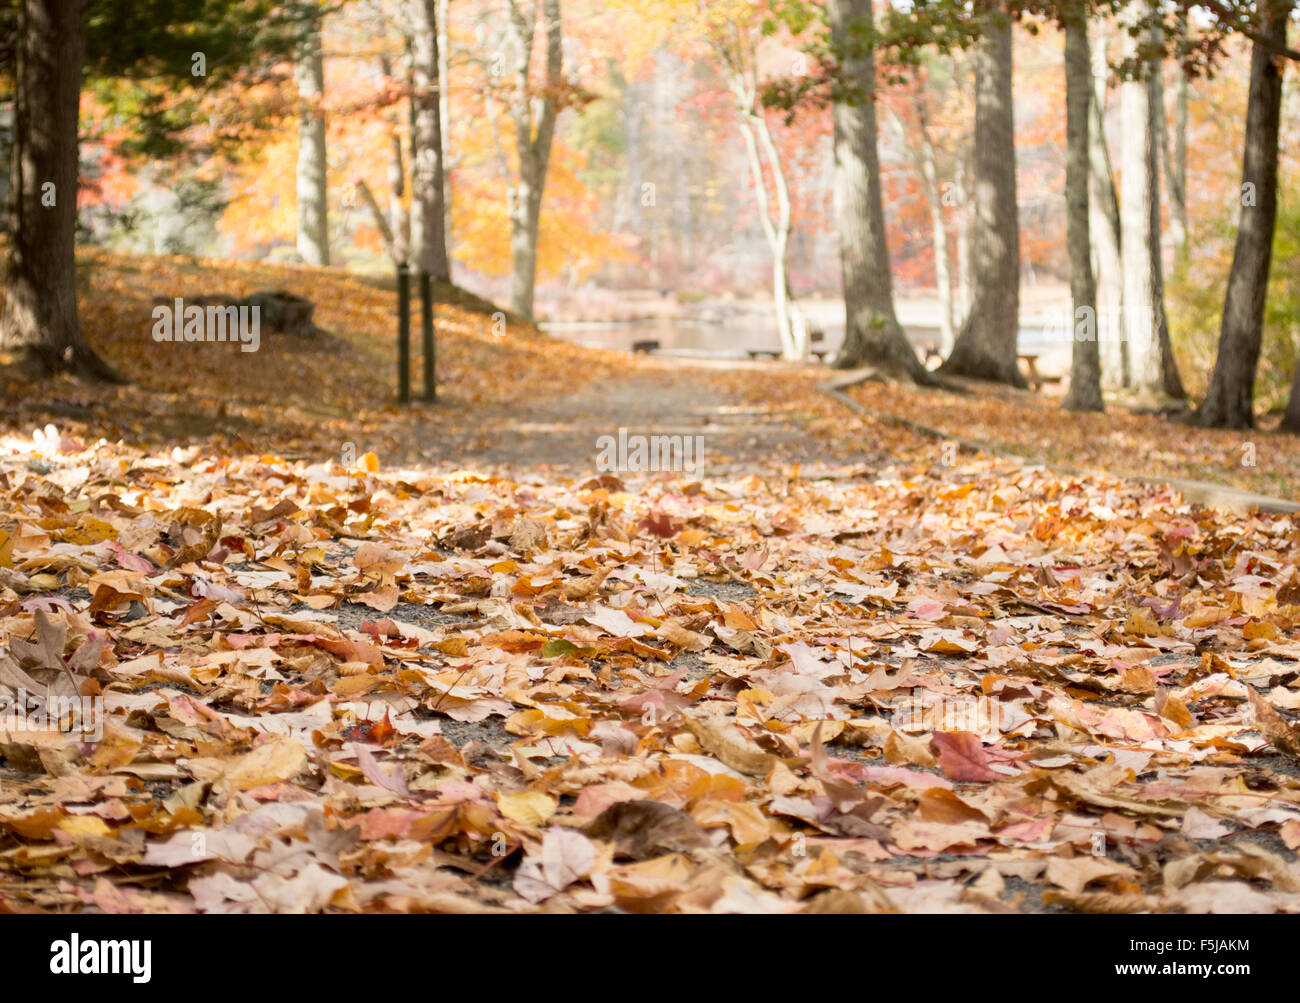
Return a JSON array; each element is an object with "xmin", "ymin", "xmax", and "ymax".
[
  {"xmin": 954, "ymin": 143, "xmax": 972, "ymax": 330},
  {"xmin": 1161, "ymin": 10, "xmax": 1190, "ymax": 262},
  {"xmin": 0, "ymin": 0, "xmax": 118, "ymax": 380},
  {"xmin": 829, "ymin": 0, "xmax": 923, "ymax": 377},
  {"xmin": 504, "ymin": 0, "xmax": 561, "ymax": 320},
  {"xmin": 1282, "ymin": 361, "xmax": 1300, "ymax": 433},
  {"xmin": 294, "ymin": 0, "xmax": 330, "ymax": 267},
  {"xmin": 735, "ymin": 104, "xmax": 803, "ymax": 359},
  {"xmin": 1062, "ymin": 1, "xmax": 1102, "ymax": 412},
  {"xmin": 410, "ymin": 0, "xmax": 449, "ymax": 280},
  {"xmin": 1196, "ymin": 0, "xmax": 1292, "ymax": 429},
  {"xmin": 885, "ymin": 93, "xmax": 954, "ymax": 355},
  {"xmin": 1119, "ymin": 1, "xmax": 1185, "ymax": 403},
  {"xmin": 1089, "ymin": 21, "xmax": 1128, "ymax": 387},
  {"xmin": 938, "ymin": 11, "xmax": 1023, "ymax": 386},
  {"xmin": 438, "ymin": 0, "xmax": 453, "ymax": 261}
]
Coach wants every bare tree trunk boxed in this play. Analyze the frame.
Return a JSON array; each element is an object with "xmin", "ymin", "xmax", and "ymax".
[
  {"xmin": 830, "ymin": 0, "xmax": 924, "ymax": 378},
  {"xmin": 1063, "ymin": 1, "xmax": 1102, "ymax": 412},
  {"xmin": 504, "ymin": 0, "xmax": 561, "ymax": 320},
  {"xmin": 1089, "ymin": 20, "xmax": 1128, "ymax": 387},
  {"xmin": 939, "ymin": 11, "xmax": 1024, "ymax": 386},
  {"xmin": 294, "ymin": 1, "xmax": 330, "ymax": 266},
  {"xmin": 1120, "ymin": 1, "xmax": 1185, "ymax": 403},
  {"xmin": 885, "ymin": 93, "xmax": 954, "ymax": 354},
  {"xmin": 954, "ymin": 144, "xmax": 972, "ymax": 330},
  {"xmin": 735, "ymin": 107, "xmax": 802, "ymax": 359},
  {"xmin": 410, "ymin": 0, "xmax": 448, "ymax": 280},
  {"xmin": 356, "ymin": 180, "xmax": 395, "ymax": 258},
  {"xmin": 1161, "ymin": 9, "xmax": 1190, "ymax": 262},
  {"xmin": 0, "ymin": 0, "xmax": 118, "ymax": 380},
  {"xmin": 388, "ymin": 132, "xmax": 410, "ymax": 264},
  {"xmin": 438, "ymin": 0, "xmax": 453, "ymax": 262},
  {"xmin": 1196, "ymin": 0, "xmax": 1292, "ymax": 429},
  {"xmin": 1283, "ymin": 362, "xmax": 1300, "ymax": 434}
]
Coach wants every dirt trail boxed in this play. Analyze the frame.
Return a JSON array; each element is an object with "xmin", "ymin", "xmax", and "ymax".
[{"xmin": 413, "ymin": 358, "xmax": 852, "ymax": 473}]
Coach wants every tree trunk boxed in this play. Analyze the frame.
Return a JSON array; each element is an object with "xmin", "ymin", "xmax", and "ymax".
[
  {"xmin": 954, "ymin": 144, "xmax": 972, "ymax": 330},
  {"xmin": 1119, "ymin": 1, "xmax": 1185, "ymax": 403},
  {"xmin": 939, "ymin": 12, "xmax": 1023, "ymax": 386},
  {"xmin": 885, "ymin": 94, "xmax": 954, "ymax": 355},
  {"xmin": 0, "ymin": 0, "xmax": 117, "ymax": 380},
  {"xmin": 1062, "ymin": 2, "xmax": 1102, "ymax": 412},
  {"xmin": 1089, "ymin": 22, "xmax": 1128, "ymax": 387},
  {"xmin": 294, "ymin": 1, "xmax": 330, "ymax": 267},
  {"xmin": 438, "ymin": 0, "xmax": 453, "ymax": 261},
  {"xmin": 1282, "ymin": 362, "xmax": 1300, "ymax": 434},
  {"xmin": 1195, "ymin": 0, "xmax": 1291, "ymax": 429},
  {"xmin": 828, "ymin": 0, "xmax": 924, "ymax": 379},
  {"xmin": 736, "ymin": 108, "xmax": 802, "ymax": 359},
  {"xmin": 505, "ymin": 0, "xmax": 561, "ymax": 321},
  {"xmin": 410, "ymin": 0, "xmax": 449, "ymax": 280},
  {"xmin": 1161, "ymin": 10, "xmax": 1190, "ymax": 262}
]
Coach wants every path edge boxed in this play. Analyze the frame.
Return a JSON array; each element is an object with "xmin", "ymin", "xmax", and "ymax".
[{"xmin": 821, "ymin": 372, "xmax": 1300, "ymax": 516}]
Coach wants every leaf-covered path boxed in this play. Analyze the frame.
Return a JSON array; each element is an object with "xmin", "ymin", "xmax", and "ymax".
[
  {"xmin": 4, "ymin": 258, "xmax": 1300, "ymax": 914},
  {"xmin": 390, "ymin": 357, "xmax": 845, "ymax": 473}
]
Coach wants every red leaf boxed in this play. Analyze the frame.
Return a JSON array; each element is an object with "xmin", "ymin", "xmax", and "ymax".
[{"xmin": 930, "ymin": 731, "xmax": 998, "ymax": 781}]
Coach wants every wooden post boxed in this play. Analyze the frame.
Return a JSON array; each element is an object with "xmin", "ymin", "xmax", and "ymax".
[
  {"xmin": 420, "ymin": 269, "xmax": 436, "ymax": 402},
  {"xmin": 397, "ymin": 263, "xmax": 411, "ymax": 404}
]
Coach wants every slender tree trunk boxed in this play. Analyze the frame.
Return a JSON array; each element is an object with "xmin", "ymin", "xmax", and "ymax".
[
  {"xmin": 1283, "ymin": 362, "xmax": 1300, "ymax": 433},
  {"xmin": 1119, "ymin": 1, "xmax": 1185, "ymax": 403},
  {"xmin": 356, "ymin": 179, "xmax": 395, "ymax": 259},
  {"xmin": 1163, "ymin": 10, "xmax": 1190, "ymax": 262},
  {"xmin": 505, "ymin": 0, "xmax": 561, "ymax": 320},
  {"xmin": 916, "ymin": 102, "xmax": 955, "ymax": 356},
  {"xmin": 1196, "ymin": 0, "xmax": 1292, "ymax": 429},
  {"xmin": 939, "ymin": 11, "xmax": 1023, "ymax": 386},
  {"xmin": 736, "ymin": 108, "xmax": 802, "ymax": 359},
  {"xmin": 0, "ymin": 0, "xmax": 117, "ymax": 380},
  {"xmin": 1063, "ymin": 2, "xmax": 1102, "ymax": 412},
  {"xmin": 294, "ymin": 1, "xmax": 330, "ymax": 266},
  {"xmin": 1089, "ymin": 23, "xmax": 1128, "ymax": 387},
  {"xmin": 886, "ymin": 95, "xmax": 954, "ymax": 354},
  {"xmin": 388, "ymin": 132, "xmax": 410, "ymax": 264},
  {"xmin": 410, "ymin": 0, "xmax": 448, "ymax": 280},
  {"xmin": 954, "ymin": 144, "xmax": 972, "ymax": 329},
  {"xmin": 829, "ymin": 0, "xmax": 923, "ymax": 378},
  {"xmin": 438, "ymin": 0, "xmax": 453, "ymax": 261}
]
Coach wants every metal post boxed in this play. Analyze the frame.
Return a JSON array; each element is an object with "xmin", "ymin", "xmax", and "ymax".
[
  {"xmin": 420, "ymin": 269, "xmax": 436, "ymax": 402},
  {"xmin": 397, "ymin": 263, "xmax": 411, "ymax": 404}
]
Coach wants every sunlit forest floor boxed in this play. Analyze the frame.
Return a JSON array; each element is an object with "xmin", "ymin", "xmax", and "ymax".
[{"xmin": 1, "ymin": 253, "xmax": 1299, "ymax": 914}]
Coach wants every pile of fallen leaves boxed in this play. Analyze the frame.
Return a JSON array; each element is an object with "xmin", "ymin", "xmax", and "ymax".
[{"xmin": 3, "ymin": 422, "xmax": 1300, "ymax": 914}]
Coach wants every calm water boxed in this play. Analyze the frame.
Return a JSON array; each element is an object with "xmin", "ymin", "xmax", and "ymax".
[{"xmin": 542, "ymin": 314, "xmax": 1073, "ymax": 369}]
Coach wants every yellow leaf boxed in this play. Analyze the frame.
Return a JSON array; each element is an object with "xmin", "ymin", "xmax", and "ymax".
[
  {"xmin": 497, "ymin": 791, "xmax": 557, "ymax": 827},
  {"xmin": 224, "ymin": 737, "xmax": 307, "ymax": 791},
  {"xmin": 58, "ymin": 815, "xmax": 113, "ymax": 838}
]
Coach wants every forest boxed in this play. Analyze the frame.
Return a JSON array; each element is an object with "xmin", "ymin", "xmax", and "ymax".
[{"xmin": 1, "ymin": 0, "xmax": 1300, "ymax": 927}]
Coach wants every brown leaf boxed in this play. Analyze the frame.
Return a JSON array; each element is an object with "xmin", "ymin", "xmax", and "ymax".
[{"xmin": 1246, "ymin": 685, "xmax": 1300, "ymax": 758}]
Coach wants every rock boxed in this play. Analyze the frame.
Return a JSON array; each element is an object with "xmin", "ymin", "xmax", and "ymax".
[{"xmin": 247, "ymin": 290, "xmax": 316, "ymax": 338}]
